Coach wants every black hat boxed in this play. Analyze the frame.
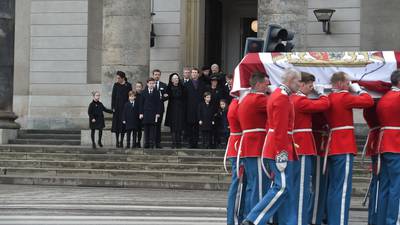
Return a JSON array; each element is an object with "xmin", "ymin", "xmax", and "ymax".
[
  {"xmin": 210, "ymin": 75, "xmax": 219, "ymax": 81},
  {"xmin": 202, "ymin": 65, "xmax": 210, "ymax": 71}
]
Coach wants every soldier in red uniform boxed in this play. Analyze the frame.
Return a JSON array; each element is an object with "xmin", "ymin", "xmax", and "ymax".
[
  {"xmin": 324, "ymin": 72, "xmax": 373, "ymax": 225},
  {"xmin": 241, "ymin": 68, "xmax": 301, "ymax": 225},
  {"xmin": 237, "ymin": 72, "xmax": 270, "ymax": 218},
  {"xmin": 376, "ymin": 70, "xmax": 400, "ymax": 225},
  {"xmin": 291, "ymin": 72, "xmax": 330, "ymax": 225},
  {"xmin": 310, "ymin": 113, "xmax": 329, "ymax": 225},
  {"xmin": 362, "ymin": 101, "xmax": 381, "ymax": 225},
  {"xmin": 225, "ymin": 97, "xmax": 246, "ymax": 225}
]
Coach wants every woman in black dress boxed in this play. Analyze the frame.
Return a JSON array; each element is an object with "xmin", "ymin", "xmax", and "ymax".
[
  {"xmin": 164, "ymin": 73, "xmax": 185, "ymax": 148},
  {"xmin": 111, "ymin": 71, "xmax": 132, "ymax": 148}
]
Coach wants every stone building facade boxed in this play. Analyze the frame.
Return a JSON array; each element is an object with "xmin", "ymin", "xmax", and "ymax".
[{"xmin": 4, "ymin": 0, "xmax": 400, "ymax": 130}]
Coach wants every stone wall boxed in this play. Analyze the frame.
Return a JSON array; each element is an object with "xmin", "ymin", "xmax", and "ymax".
[
  {"xmin": 150, "ymin": 0, "xmax": 182, "ymax": 84},
  {"xmin": 360, "ymin": 0, "xmax": 400, "ymax": 51},
  {"xmin": 307, "ymin": 0, "xmax": 361, "ymax": 51}
]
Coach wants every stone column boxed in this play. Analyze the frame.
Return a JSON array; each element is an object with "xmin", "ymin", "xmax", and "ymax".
[
  {"xmin": 360, "ymin": 0, "xmax": 400, "ymax": 50},
  {"xmin": 101, "ymin": 0, "xmax": 151, "ymax": 106},
  {"xmin": 0, "ymin": 0, "xmax": 19, "ymax": 130},
  {"xmin": 182, "ymin": 0, "xmax": 205, "ymax": 68},
  {"xmin": 257, "ymin": 0, "xmax": 307, "ymax": 51}
]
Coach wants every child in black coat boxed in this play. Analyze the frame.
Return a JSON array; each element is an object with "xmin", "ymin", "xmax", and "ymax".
[
  {"xmin": 198, "ymin": 92, "xmax": 215, "ymax": 149},
  {"xmin": 88, "ymin": 91, "xmax": 113, "ymax": 149},
  {"xmin": 215, "ymin": 99, "xmax": 229, "ymax": 148},
  {"xmin": 122, "ymin": 91, "xmax": 141, "ymax": 149},
  {"xmin": 134, "ymin": 81, "xmax": 144, "ymax": 147}
]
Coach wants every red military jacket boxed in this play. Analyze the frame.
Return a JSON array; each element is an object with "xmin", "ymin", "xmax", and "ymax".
[
  {"xmin": 263, "ymin": 87, "xmax": 296, "ymax": 161},
  {"xmin": 376, "ymin": 87, "xmax": 400, "ymax": 153},
  {"xmin": 312, "ymin": 113, "xmax": 329, "ymax": 156},
  {"xmin": 363, "ymin": 103, "xmax": 380, "ymax": 157},
  {"xmin": 226, "ymin": 99, "xmax": 242, "ymax": 158},
  {"xmin": 324, "ymin": 90, "xmax": 374, "ymax": 155},
  {"xmin": 291, "ymin": 93, "xmax": 330, "ymax": 155},
  {"xmin": 237, "ymin": 92, "xmax": 268, "ymax": 157}
]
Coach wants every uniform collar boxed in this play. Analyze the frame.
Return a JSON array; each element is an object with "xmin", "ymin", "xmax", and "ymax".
[
  {"xmin": 332, "ymin": 88, "xmax": 348, "ymax": 93},
  {"xmin": 392, "ymin": 86, "xmax": 400, "ymax": 92},
  {"xmin": 250, "ymin": 89, "xmax": 266, "ymax": 95},
  {"xmin": 280, "ymin": 84, "xmax": 292, "ymax": 95},
  {"xmin": 296, "ymin": 91, "xmax": 306, "ymax": 97}
]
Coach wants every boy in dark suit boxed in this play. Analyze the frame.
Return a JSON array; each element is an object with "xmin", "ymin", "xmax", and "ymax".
[
  {"xmin": 198, "ymin": 92, "xmax": 215, "ymax": 149},
  {"xmin": 139, "ymin": 78, "xmax": 162, "ymax": 149},
  {"xmin": 122, "ymin": 91, "xmax": 140, "ymax": 149}
]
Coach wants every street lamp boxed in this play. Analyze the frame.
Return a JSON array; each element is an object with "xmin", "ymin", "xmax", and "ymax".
[{"xmin": 313, "ymin": 9, "xmax": 335, "ymax": 34}]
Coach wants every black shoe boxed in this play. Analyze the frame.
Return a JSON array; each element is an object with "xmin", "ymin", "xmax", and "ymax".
[
  {"xmin": 126, "ymin": 143, "xmax": 130, "ymax": 149},
  {"xmin": 119, "ymin": 142, "xmax": 123, "ymax": 148},
  {"xmin": 156, "ymin": 145, "xmax": 162, "ymax": 149},
  {"xmin": 241, "ymin": 221, "xmax": 254, "ymax": 225},
  {"xmin": 136, "ymin": 143, "xmax": 141, "ymax": 148},
  {"xmin": 116, "ymin": 142, "xmax": 120, "ymax": 148},
  {"xmin": 97, "ymin": 142, "xmax": 103, "ymax": 147},
  {"xmin": 92, "ymin": 143, "xmax": 96, "ymax": 149}
]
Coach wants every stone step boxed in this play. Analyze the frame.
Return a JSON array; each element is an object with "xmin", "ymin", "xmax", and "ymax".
[
  {"xmin": 0, "ymin": 160, "xmax": 228, "ymax": 173},
  {"xmin": 0, "ymin": 175, "xmax": 230, "ymax": 190},
  {"xmin": 9, "ymin": 139, "xmax": 81, "ymax": 146},
  {"xmin": 0, "ymin": 174, "xmax": 370, "ymax": 197},
  {"xmin": 0, "ymin": 145, "xmax": 226, "ymax": 157},
  {"xmin": 0, "ymin": 152, "xmax": 224, "ymax": 165},
  {"xmin": 17, "ymin": 133, "xmax": 81, "ymax": 140},
  {"xmin": 0, "ymin": 167, "xmax": 231, "ymax": 183},
  {"xmin": 21, "ymin": 130, "xmax": 81, "ymax": 135}
]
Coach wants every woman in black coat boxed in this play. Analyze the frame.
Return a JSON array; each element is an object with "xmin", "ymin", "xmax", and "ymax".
[
  {"xmin": 88, "ymin": 91, "xmax": 113, "ymax": 149},
  {"xmin": 165, "ymin": 73, "xmax": 185, "ymax": 148},
  {"xmin": 111, "ymin": 71, "xmax": 132, "ymax": 148}
]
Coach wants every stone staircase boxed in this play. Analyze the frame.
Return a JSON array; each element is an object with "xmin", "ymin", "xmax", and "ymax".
[
  {"xmin": 0, "ymin": 130, "xmax": 372, "ymax": 210},
  {"xmin": 8, "ymin": 130, "xmax": 81, "ymax": 146}
]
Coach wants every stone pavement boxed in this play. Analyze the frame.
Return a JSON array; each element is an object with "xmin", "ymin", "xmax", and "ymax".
[{"xmin": 0, "ymin": 184, "xmax": 367, "ymax": 225}]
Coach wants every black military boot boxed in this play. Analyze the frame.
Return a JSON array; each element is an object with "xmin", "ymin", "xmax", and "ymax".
[{"xmin": 241, "ymin": 221, "xmax": 255, "ymax": 225}]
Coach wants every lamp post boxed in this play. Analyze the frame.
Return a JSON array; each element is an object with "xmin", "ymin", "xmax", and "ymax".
[{"xmin": 313, "ymin": 9, "xmax": 335, "ymax": 34}]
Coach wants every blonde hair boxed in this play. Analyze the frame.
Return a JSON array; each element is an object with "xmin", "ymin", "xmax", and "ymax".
[
  {"xmin": 281, "ymin": 68, "xmax": 301, "ymax": 83},
  {"xmin": 91, "ymin": 90, "xmax": 100, "ymax": 96}
]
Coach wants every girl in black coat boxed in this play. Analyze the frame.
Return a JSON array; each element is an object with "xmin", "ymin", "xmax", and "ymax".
[
  {"xmin": 198, "ymin": 92, "xmax": 216, "ymax": 149},
  {"xmin": 214, "ymin": 99, "xmax": 229, "ymax": 148},
  {"xmin": 165, "ymin": 73, "xmax": 185, "ymax": 148},
  {"xmin": 111, "ymin": 71, "xmax": 132, "ymax": 148},
  {"xmin": 88, "ymin": 91, "xmax": 113, "ymax": 149}
]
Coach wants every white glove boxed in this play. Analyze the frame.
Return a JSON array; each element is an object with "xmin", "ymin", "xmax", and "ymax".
[
  {"xmin": 349, "ymin": 83, "xmax": 363, "ymax": 94},
  {"xmin": 275, "ymin": 151, "xmax": 288, "ymax": 172},
  {"xmin": 268, "ymin": 85, "xmax": 277, "ymax": 94},
  {"xmin": 314, "ymin": 84, "xmax": 325, "ymax": 96}
]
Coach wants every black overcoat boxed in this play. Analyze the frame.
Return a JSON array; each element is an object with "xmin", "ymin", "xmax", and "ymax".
[
  {"xmin": 164, "ymin": 85, "xmax": 185, "ymax": 131},
  {"xmin": 88, "ymin": 100, "xmax": 113, "ymax": 130},
  {"xmin": 197, "ymin": 102, "xmax": 216, "ymax": 131},
  {"xmin": 111, "ymin": 82, "xmax": 132, "ymax": 133},
  {"xmin": 122, "ymin": 101, "xmax": 141, "ymax": 130},
  {"xmin": 139, "ymin": 89, "xmax": 162, "ymax": 125},
  {"xmin": 184, "ymin": 80, "xmax": 207, "ymax": 123}
]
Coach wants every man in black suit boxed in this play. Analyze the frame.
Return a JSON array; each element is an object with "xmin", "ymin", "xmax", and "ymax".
[
  {"xmin": 184, "ymin": 68, "xmax": 207, "ymax": 148},
  {"xmin": 222, "ymin": 73, "xmax": 234, "ymax": 106},
  {"xmin": 152, "ymin": 69, "xmax": 168, "ymax": 148},
  {"xmin": 139, "ymin": 78, "xmax": 162, "ymax": 149}
]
